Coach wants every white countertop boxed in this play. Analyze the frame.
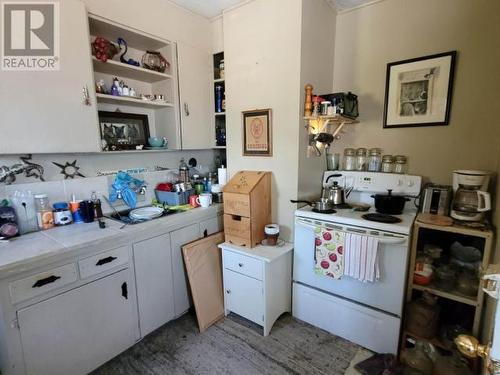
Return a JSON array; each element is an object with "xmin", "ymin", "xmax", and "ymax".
[
  {"xmin": 219, "ymin": 241, "xmax": 293, "ymax": 263},
  {"xmin": 0, "ymin": 204, "xmax": 223, "ymax": 275}
]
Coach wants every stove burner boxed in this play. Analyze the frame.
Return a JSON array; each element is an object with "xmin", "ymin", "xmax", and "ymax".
[
  {"xmin": 312, "ymin": 208, "xmax": 337, "ymax": 214},
  {"xmin": 362, "ymin": 213, "xmax": 402, "ymax": 224}
]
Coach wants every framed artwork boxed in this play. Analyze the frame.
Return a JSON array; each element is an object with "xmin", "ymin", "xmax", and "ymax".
[
  {"xmin": 98, "ymin": 111, "xmax": 150, "ymax": 151},
  {"xmin": 242, "ymin": 109, "xmax": 272, "ymax": 156},
  {"xmin": 383, "ymin": 51, "xmax": 456, "ymax": 128}
]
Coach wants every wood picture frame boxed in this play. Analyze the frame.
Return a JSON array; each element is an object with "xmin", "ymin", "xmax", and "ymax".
[
  {"xmin": 383, "ymin": 51, "xmax": 456, "ymax": 128},
  {"xmin": 98, "ymin": 111, "xmax": 150, "ymax": 151},
  {"xmin": 242, "ymin": 109, "xmax": 272, "ymax": 156}
]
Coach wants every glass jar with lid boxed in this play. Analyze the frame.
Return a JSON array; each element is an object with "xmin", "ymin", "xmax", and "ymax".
[
  {"xmin": 368, "ymin": 148, "xmax": 382, "ymax": 172},
  {"xmin": 394, "ymin": 155, "xmax": 408, "ymax": 174},
  {"xmin": 381, "ymin": 155, "xmax": 394, "ymax": 173},
  {"xmin": 355, "ymin": 148, "xmax": 368, "ymax": 171},
  {"xmin": 343, "ymin": 148, "xmax": 356, "ymax": 171}
]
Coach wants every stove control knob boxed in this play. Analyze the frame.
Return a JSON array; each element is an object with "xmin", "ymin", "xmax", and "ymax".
[
  {"xmin": 407, "ymin": 180, "xmax": 414, "ymax": 187},
  {"xmin": 397, "ymin": 179, "xmax": 403, "ymax": 186}
]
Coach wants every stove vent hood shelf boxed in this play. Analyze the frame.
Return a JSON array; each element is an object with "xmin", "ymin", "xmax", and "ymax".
[{"xmin": 304, "ymin": 115, "xmax": 358, "ymax": 157}]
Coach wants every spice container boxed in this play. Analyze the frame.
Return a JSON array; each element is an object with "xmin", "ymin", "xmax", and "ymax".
[
  {"xmin": 394, "ymin": 155, "xmax": 408, "ymax": 174},
  {"xmin": 343, "ymin": 148, "xmax": 356, "ymax": 171},
  {"xmin": 381, "ymin": 155, "xmax": 394, "ymax": 173},
  {"xmin": 355, "ymin": 148, "xmax": 368, "ymax": 171},
  {"xmin": 368, "ymin": 148, "xmax": 382, "ymax": 172},
  {"xmin": 35, "ymin": 194, "xmax": 54, "ymax": 230}
]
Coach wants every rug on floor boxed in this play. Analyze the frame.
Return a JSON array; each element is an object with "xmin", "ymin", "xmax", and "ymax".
[{"xmin": 92, "ymin": 312, "xmax": 361, "ymax": 375}]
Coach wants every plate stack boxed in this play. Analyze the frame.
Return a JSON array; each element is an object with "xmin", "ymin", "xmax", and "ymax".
[{"xmin": 129, "ymin": 206, "xmax": 164, "ymax": 221}]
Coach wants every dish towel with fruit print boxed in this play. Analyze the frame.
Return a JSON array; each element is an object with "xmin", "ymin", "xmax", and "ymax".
[{"xmin": 314, "ymin": 227, "xmax": 345, "ymax": 279}]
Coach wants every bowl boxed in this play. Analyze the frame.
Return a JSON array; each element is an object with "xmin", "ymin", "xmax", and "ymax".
[{"xmin": 148, "ymin": 137, "xmax": 164, "ymax": 147}]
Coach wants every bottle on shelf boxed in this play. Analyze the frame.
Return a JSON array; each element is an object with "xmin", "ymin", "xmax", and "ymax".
[{"xmin": 215, "ymin": 85, "xmax": 223, "ymax": 113}]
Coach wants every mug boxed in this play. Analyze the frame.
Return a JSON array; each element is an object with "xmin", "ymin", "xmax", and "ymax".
[
  {"xmin": 79, "ymin": 200, "xmax": 95, "ymax": 223},
  {"xmin": 196, "ymin": 193, "xmax": 212, "ymax": 208},
  {"xmin": 189, "ymin": 195, "xmax": 199, "ymax": 208}
]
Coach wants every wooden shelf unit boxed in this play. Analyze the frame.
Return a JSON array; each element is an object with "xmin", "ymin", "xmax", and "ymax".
[{"xmin": 403, "ymin": 214, "xmax": 494, "ymax": 352}]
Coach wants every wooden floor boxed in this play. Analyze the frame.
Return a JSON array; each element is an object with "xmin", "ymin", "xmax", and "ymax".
[{"xmin": 93, "ymin": 312, "xmax": 361, "ymax": 375}]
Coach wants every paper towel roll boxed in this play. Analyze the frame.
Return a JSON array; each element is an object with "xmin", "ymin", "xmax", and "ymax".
[{"xmin": 218, "ymin": 165, "xmax": 227, "ymax": 186}]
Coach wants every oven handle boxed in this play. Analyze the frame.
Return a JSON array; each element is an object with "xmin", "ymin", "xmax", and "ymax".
[{"xmin": 296, "ymin": 218, "xmax": 408, "ymax": 244}]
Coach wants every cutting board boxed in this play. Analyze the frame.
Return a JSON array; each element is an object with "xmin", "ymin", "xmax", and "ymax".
[
  {"xmin": 417, "ymin": 213, "xmax": 453, "ymax": 226},
  {"xmin": 182, "ymin": 232, "xmax": 225, "ymax": 332}
]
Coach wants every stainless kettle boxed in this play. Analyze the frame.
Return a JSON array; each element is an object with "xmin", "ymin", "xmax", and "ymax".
[{"xmin": 325, "ymin": 181, "xmax": 353, "ymax": 205}]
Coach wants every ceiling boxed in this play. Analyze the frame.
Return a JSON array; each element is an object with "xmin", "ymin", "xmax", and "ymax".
[{"xmin": 169, "ymin": 0, "xmax": 377, "ymax": 19}]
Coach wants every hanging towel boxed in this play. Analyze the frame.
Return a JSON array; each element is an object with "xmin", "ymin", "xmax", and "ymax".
[
  {"xmin": 314, "ymin": 227, "xmax": 345, "ymax": 279},
  {"xmin": 344, "ymin": 233, "xmax": 380, "ymax": 282}
]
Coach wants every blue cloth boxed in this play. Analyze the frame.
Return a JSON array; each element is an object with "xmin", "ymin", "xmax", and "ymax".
[{"xmin": 108, "ymin": 171, "xmax": 145, "ymax": 208}]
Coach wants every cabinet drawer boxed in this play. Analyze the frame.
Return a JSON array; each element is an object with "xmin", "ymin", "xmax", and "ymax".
[
  {"xmin": 224, "ymin": 193, "xmax": 250, "ymax": 217},
  {"xmin": 223, "ymin": 250, "xmax": 263, "ymax": 280},
  {"xmin": 225, "ymin": 269, "xmax": 263, "ymax": 324},
  {"xmin": 79, "ymin": 246, "xmax": 129, "ymax": 279},
  {"xmin": 9, "ymin": 263, "xmax": 78, "ymax": 304},
  {"xmin": 224, "ymin": 214, "xmax": 252, "ymax": 246}
]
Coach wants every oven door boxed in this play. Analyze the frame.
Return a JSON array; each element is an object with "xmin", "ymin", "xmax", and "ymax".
[{"xmin": 293, "ymin": 217, "xmax": 409, "ymax": 316}]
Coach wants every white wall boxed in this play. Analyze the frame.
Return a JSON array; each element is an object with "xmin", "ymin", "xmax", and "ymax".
[
  {"xmin": 331, "ymin": 0, "xmax": 500, "ymax": 185},
  {"xmin": 211, "ymin": 17, "xmax": 224, "ymax": 53},
  {"xmin": 298, "ymin": 0, "xmax": 336, "ymax": 200},
  {"xmin": 223, "ymin": 0, "xmax": 335, "ymax": 240},
  {"xmin": 223, "ymin": 0, "xmax": 303, "ymax": 240}
]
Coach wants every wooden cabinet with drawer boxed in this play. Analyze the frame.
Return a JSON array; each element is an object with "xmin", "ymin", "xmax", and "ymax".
[
  {"xmin": 220, "ymin": 242, "xmax": 293, "ymax": 336},
  {"xmin": 223, "ymin": 171, "xmax": 271, "ymax": 248}
]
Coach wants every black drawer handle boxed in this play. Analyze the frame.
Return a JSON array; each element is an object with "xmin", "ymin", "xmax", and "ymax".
[
  {"xmin": 96, "ymin": 256, "xmax": 117, "ymax": 266},
  {"xmin": 121, "ymin": 282, "xmax": 128, "ymax": 299},
  {"xmin": 238, "ymin": 263, "xmax": 243, "ymax": 267},
  {"xmin": 32, "ymin": 275, "xmax": 61, "ymax": 288}
]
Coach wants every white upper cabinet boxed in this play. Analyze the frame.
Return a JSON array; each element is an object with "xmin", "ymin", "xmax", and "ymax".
[
  {"xmin": 177, "ymin": 42, "xmax": 214, "ymax": 149},
  {"xmin": 0, "ymin": 0, "xmax": 101, "ymax": 154}
]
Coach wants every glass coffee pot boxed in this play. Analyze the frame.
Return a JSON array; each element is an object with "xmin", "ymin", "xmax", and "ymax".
[{"xmin": 451, "ymin": 170, "xmax": 491, "ymax": 222}]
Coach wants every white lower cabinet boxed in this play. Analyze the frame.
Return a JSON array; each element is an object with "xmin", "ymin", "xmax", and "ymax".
[
  {"xmin": 224, "ymin": 269, "xmax": 263, "ymax": 324},
  {"xmin": 18, "ymin": 269, "xmax": 136, "ymax": 375},
  {"xmin": 170, "ymin": 224, "xmax": 200, "ymax": 316},
  {"xmin": 133, "ymin": 233, "xmax": 175, "ymax": 337},
  {"xmin": 220, "ymin": 242, "xmax": 293, "ymax": 336}
]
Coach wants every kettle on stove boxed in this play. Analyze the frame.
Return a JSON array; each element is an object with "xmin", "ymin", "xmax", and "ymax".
[{"xmin": 450, "ymin": 170, "xmax": 491, "ymax": 222}]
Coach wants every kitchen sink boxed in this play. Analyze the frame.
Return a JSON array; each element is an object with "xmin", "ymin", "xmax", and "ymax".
[{"xmin": 105, "ymin": 206, "xmax": 177, "ymax": 225}]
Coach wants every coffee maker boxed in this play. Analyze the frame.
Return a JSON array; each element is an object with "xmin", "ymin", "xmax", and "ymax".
[{"xmin": 451, "ymin": 170, "xmax": 491, "ymax": 222}]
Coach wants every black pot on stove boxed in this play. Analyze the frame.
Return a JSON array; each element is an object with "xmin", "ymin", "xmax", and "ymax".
[{"xmin": 371, "ymin": 189, "xmax": 410, "ymax": 215}]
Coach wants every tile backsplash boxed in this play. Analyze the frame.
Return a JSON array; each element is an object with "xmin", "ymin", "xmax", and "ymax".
[{"xmin": 1, "ymin": 170, "xmax": 177, "ymax": 214}]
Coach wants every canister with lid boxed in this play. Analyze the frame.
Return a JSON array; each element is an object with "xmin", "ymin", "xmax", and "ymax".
[
  {"xmin": 381, "ymin": 155, "xmax": 394, "ymax": 173},
  {"xmin": 355, "ymin": 148, "xmax": 368, "ymax": 171},
  {"xmin": 53, "ymin": 202, "xmax": 73, "ymax": 226},
  {"xmin": 35, "ymin": 194, "xmax": 54, "ymax": 230},
  {"xmin": 343, "ymin": 148, "xmax": 356, "ymax": 171},
  {"xmin": 368, "ymin": 148, "xmax": 382, "ymax": 172},
  {"xmin": 394, "ymin": 155, "xmax": 408, "ymax": 174}
]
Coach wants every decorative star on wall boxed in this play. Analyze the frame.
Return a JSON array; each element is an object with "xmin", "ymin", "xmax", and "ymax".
[{"xmin": 52, "ymin": 160, "xmax": 85, "ymax": 179}]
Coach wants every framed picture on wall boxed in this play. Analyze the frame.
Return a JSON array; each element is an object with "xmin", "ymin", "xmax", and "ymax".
[
  {"xmin": 242, "ymin": 109, "xmax": 272, "ymax": 156},
  {"xmin": 98, "ymin": 111, "xmax": 150, "ymax": 151},
  {"xmin": 383, "ymin": 51, "xmax": 456, "ymax": 128}
]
